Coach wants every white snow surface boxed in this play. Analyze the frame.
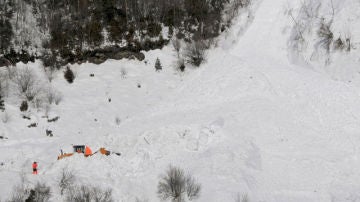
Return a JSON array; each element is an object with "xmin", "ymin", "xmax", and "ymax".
[{"xmin": 2, "ymin": 0, "xmax": 360, "ymax": 201}]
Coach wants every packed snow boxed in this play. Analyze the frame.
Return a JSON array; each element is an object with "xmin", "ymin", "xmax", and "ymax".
[{"xmin": 2, "ymin": 0, "xmax": 360, "ymax": 201}]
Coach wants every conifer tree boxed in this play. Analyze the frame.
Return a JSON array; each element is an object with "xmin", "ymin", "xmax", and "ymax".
[
  {"xmin": 64, "ymin": 66, "xmax": 75, "ymax": 83},
  {"xmin": 0, "ymin": 94, "xmax": 4, "ymax": 111},
  {"xmin": 155, "ymin": 58, "xmax": 162, "ymax": 71}
]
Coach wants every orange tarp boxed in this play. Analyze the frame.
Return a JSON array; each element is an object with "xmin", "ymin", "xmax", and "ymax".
[
  {"xmin": 57, "ymin": 153, "xmax": 74, "ymax": 160},
  {"xmin": 100, "ymin": 148, "xmax": 110, "ymax": 156}
]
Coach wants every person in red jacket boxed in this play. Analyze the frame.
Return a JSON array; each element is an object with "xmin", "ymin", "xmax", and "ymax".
[{"xmin": 32, "ymin": 162, "xmax": 38, "ymax": 175}]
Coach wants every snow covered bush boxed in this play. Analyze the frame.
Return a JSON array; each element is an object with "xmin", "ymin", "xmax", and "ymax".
[
  {"xmin": 158, "ymin": 166, "xmax": 186, "ymax": 202},
  {"xmin": 185, "ymin": 41, "xmax": 206, "ymax": 67},
  {"xmin": 58, "ymin": 168, "xmax": 76, "ymax": 195},
  {"xmin": 45, "ymin": 87, "xmax": 62, "ymax": 105},
  {"xmin": 64, "ymin": 66, "xmax": 75, "ymax": 84},
  {"xmin": 121, "ymin": 68, "xmax": 127, "ymax": 79},
  {"xmin": 157, "ymin": 166, "xmax": 201, "ymax": 202},
  {"xmin": 115, "ymin": 117, "xmax": 121, "ymax": 125},
  {"xmin": 65, "ymin": 185, "xmax": 113, "ymax": 202},
  {"xmin": 1, "ymin": 111, "xmax": 10, "ymax": 123},
  {"xmin": 20, "ymin": 101, "xmax": 28, "ymax": 112},
  {"xmin": 13, "ymin": 67, "xmax": 41, "ymax": 101},
  {"xmin": 135, "ymin": 197, "xmax": 149, "ymax": 202},
  {"xmin": 172, "ymin": 38, "xmax": 181, "ymax": 58},
  {"xmin": 25, "ymin": 182, "xmax": 51, "ymax": 202},
  {"xmin": 44, "ymin": 67, "xmax": 57, "ymax": 83},
  {"xmin": 223, "ymin": 0, "xmax": 252, "ymax": 29},
  {"xmin": 0, "ymin": 72, "xmax": 6, "ymax": 111},
  {"xmin": 287, "ymin": 0, "xmax": 321, "ymax": 53},
  {"xmin": 176, "ymin": 58, "xmax": 186, "ymax": 72},
  {"xmin": 317, "ymin": 18, "xmax": 334, "ymax": 53},
  {"xmin": 90, "ymin": 187, "xmax": 113, "ymax": 202},
  {"xmin": 185, "ymin": 175, "xmax": 201, "ymax": 201},
  {"xmin": 235, "ymin": 193, "xmax": 249, "ymax": 202},
  {"xmin": 7, "ymin": 184, "xmax": 29, "ymax": 202},
  {"xmin": 8, "ymin": 182, "xmax": 50, "ymax": 202}
]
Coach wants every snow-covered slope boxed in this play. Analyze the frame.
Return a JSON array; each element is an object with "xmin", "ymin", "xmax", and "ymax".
[{"xmin": 2, "ymin": 0, "xmax": 360, "ymax": 201}]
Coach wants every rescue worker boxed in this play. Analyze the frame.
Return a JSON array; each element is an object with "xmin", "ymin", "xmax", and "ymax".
[
  {"xmin": 32, "ymin": 162, "xmax": 38, "ymax": 175},
  {"xmin": 84, "ymin": 145, "xmax": 92, "ymax": 157}
]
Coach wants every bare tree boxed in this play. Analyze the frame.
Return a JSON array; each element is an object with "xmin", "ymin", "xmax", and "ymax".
[
  {"xmin": 184, "ymin": 41, "xmax": 206, "ymax": 67},
  {"xmin": 185, "ymin": 175, "xmax": 201, "ymax": 200},
  {"xmin": 317, "ymin": 18, "xmax": 333, "ymax": 53},
  {"xmin": 158, "ymin": 166, "xmax": 186, "ymax": 202},
  {"xmin": 13, "ymin": 67, "xmax": 41, "ymax": 101},
  {"xmin": 157, "ymin": 166, "xmax": 201, "ymax": 202},
  {"xmin": 45, "ymin": 87, "xmax": 62, "ymax": 105},
  {"xmin": 26, "ymin": 182, "xmax": 51, "ymax": 202},
  {"xmin": 58, "ymin": 167, "xmax": 76, "ymax": 195},
  {"xmin": 235, "ymin": 193, "xmax": 249, "ymax": 202},
  {"xmin": 172, "ymin": 38, "xmax": 181, "ymax": 58},
  {"xmin": 65, "ymin": 185, "xmax": 113, "ymax": 202}
]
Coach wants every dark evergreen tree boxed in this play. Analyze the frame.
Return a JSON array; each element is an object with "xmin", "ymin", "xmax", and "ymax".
[
  {"xmin": 64, "ymin": 66, "xmax": 75, "ymax": 83},
  {"xmin": 0, "ymin": 94, "xmax": 4, "ymax": 111},
  {"xmin": 155, "ymin": 58, "xmax": 162, "ymax": 71},
  {"xmin": 0, "ymin": 0, "xmax": 14, "ymax": 54},
  {"xmin": 0, "ymin": 0, "xmax": 235, "ymax": 63},
  {"xmin": 20, "ymin": 101, "xmax": 28, "ymax": 112}
]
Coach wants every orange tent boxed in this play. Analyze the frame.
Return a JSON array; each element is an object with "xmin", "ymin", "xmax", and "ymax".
[{"xmin": 85, "ymin": 146, "xmax": 92, "ymax": 157}]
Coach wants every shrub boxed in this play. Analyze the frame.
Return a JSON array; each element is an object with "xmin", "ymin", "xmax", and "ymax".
[
  {"xmin": 1, "ymin": 111, "xmax": 10, "ymax": 123},
  {"xmin": 155, "ymin": 58, "xmax": 162, "ymax": 71},
  {"xmin": 135, "ymin": 198, "xmax": 149, "ymax": 202},
  {"xmin": 172, "ymin": 39, "xmax": 181, "ymax": 58},
  {"xmin": 317, "ymin": 18, "xmax": 333, "ymax": 52},
  {"xmin": 48, "ymin": 116, "xmax": 60, "ymax": 123},
  {"xmin": 65, "ymin": 185, "xmax": 113, "ymax": 202},
  {"xmin": 176, "ymin": 58, "xmax": 186, "ymax": 72},
  {"xmin": 25, "ymin": 182, "xmax": 51, "ymax": 202},
  {"xmin": 115, "ymin": 117, "xmax": 121, "ymax": 125},
  {"xmin": 14, "ymin": 67, "xmax": 41, "ymax": 101},
  {"xmin": 91, "ymin": 187, "xmax": 113, "ymax": 202},
  {"xmin": 20, "ymin": 101, "xmax": 28, "ymax": 112},
  {"xmin": 58, "ymin": 168, "xmax": 76, "ymax": 195},
  {"xmin": 185, "ymin": 176, "xmax": 201, "ymax": 200},
  {"xmin": 345, "ymin": 37, "xmax": 351, "ymax": 52},
  {"xmin": 8, "ymin": 184, "xmax": 29, "ymax": 202},
  {"xmin": 27, "ymin": 123, "xmax": 37, "ymax": 128},
  {"xmin": 235, "ymin": 193, "xmax": 249, "ymax": 202},
  {"xmin": 46, "ymin": 87, "xmax": 62, "ymax": 105},
  {"xmin": 185, "ymin": 41, "xmax": 206, "ymax": 67},
  {"xmin": 157, "ymin": 166, "xmax": 201, "ymax": 202},
  {"xmin": 0, "ymin": 94, "xmax": 4, "ymax": 111},
  {"xmin": 64, "ymin": 66, "xmax": 75, "ymax": 83},
  {"xmin": 158, "ymin": 166, "xmax": 186, "ymax": 202},
  {"xmin": 0, "ymin": 77, "xmax": 5, "ymax": 111},
  {"xmin": 333, "ymin": 37, "xmax": 344, "ymax": 50},
  {"xmin": 45, "ymin": 129, "xmax": 53, "ymax": 137},
  {"xmin": 121, "ymin": 68, "xmax": 127, "ymax": 79},
  {"xmin": 44, "ymin": 67, "xmax": 57, "ymax": 82}
]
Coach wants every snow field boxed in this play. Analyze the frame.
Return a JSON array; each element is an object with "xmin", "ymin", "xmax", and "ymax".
[{"xmin": 2, "ymin": 0, "xmax": 360, "ymax": 201}]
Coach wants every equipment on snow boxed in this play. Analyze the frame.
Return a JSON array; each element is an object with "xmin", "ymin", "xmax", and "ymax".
[{"xmin": 57, "ymin": 145, "xmax": 120, "ymax": 160}]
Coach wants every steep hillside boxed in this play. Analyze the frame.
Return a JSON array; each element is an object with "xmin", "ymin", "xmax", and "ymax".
[{"xmin": 1, "ymin": 0, "xmax": 360, "ymax": 201}]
